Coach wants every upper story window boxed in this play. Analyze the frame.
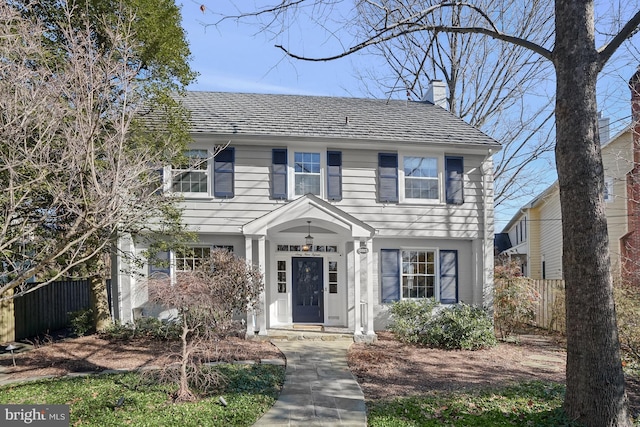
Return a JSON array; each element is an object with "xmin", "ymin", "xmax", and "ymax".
[
  {"xmin": 379, "ymin": 153, "xmax": 464, "ymax": 205},
  {"xmin": 294, "ymin": 152, "xmax": 321, "ymax": 195},
  {"xmin": 172, "ymin": 149, "xmax": 208, "ymax": 194},
  {"xmin": 271, "ymin": 149, "xmax": 342, "ymax": 201},
  {"xmin": 170, "ymin": 147, "xmax": 235, "ymax": 198},
  {"xmin": 403, "ymin": 156, "xmax": 438, "ymax": 200}
]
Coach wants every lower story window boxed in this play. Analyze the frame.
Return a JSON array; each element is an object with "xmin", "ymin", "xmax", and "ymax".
[
  {"xmin": 402, "ymin": 250, "xmax": 435, "ymax": 298},
  {"xmin": 175, "ymin": 247, "xmax": 211, "ymax": 271},
  {"xmin": 381, "ymin": 248, "xmax": 458, "ymax": 304}
]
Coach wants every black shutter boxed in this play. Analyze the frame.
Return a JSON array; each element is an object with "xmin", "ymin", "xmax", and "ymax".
[
  {"xmin": 327, "ymin": 151, "xmax": 342, "ymax": 201},
  {"xmin": 445, "ymin": 156, "xmax": 464, "ymax": 204},
  {"xmin": 378, "ymin": 153, "xmax": 398, "ymax": 203},
  {"xmin": 439, "ymin": 250, "xmax": 458, "ymax": 304},
  {"xmin": 271, "ymin": 149, "xmax": 287, "ymax": 199},
  {"xmin": 214, "ymin": 147, "xmax": 234, "ymax": 198},
  {"xmin": 381, "ymin": 249, "xmax": 400, "ymax": 303}
]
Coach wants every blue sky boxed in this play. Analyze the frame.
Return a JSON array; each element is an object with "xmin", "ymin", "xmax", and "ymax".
[
  {"xmin": 179, "ymin": 1, "xmax": 639, "ymax": 230},
  {"xmin": 180, "ymin": 1, "xmax": 366, "ymax": 96}
]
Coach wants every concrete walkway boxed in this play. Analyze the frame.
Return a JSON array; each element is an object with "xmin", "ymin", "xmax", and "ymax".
[{"xmin": 253, "ymin": 339, "xmax": 367, "ymax": 427}]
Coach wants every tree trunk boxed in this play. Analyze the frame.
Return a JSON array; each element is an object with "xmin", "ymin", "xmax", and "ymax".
[
  {"xmin": 89, "ymin": 275, "xmax": 111, "ymax": 333},
  {"xmin": 554, "ymin": 0, "xmax": 630, "ymax": 425}
]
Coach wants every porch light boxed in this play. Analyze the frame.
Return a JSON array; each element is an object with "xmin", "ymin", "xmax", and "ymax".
[{"xmin": 302, "ymin": 221, "xmax": 314, "ymax": 251}]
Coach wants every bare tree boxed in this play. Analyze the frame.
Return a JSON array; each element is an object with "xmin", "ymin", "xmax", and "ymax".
[
  {"xmin": 0, "ymin": 3, "xmax": 191, "ymax": 331},
  {"xmin": 353, "ymin": 0, "xmax": 556, "ymax": 206},
  {"xmin": 208, "ymin": 0, "xmax": 640, "ymax": 424},
  {"xmin": 147, "ymin": 249, "xmax": 264, "ymax": 402}
]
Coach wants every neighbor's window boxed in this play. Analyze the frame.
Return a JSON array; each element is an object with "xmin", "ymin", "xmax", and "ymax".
[
  {"xmin": 175, "ymin": 247, "xmax": 211, "ymax": 271},
  {"xmin": 404, "ymin": 156, "xmax": 438, "ymax": 200},
  {"xmin": 294, "ymin": 152, "xmax": 321, "ymax": 195},
  {"xmin": 604, "ymin": 176, "xmax": 614, "ymax": 203},
  {"xmin": 401, "ymin": 250, "xmax": 436, "ymax": 299},
  {"xmin": 172, "ymin": 149, "xmax": 209, "ymax": 194}
]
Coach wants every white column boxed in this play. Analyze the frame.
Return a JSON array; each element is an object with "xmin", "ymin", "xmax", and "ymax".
[
  {"xmin": 366, "ymin": 239, "xmax": 375, "ymax": 336},
  {"xmin": 353, "ymin": 239, "xmax": 362, "ymax": 336},
  {"xmin": 257, "ymin": 236, "xmax": 268, "ymax": 335},
  {"xmin": 244, "ymin": 237, "xmax": 256, "ymax": 337}
]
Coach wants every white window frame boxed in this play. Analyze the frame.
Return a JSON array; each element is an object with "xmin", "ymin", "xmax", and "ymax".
[
  {"xmin": 174, "ymin": 246, "xmax": 211, "ymax": 272},
  {"xmin": 169, "ymin": 148, "xmax": 211, "ymax": 198},
  {"xmin": 399, "ymin": 153, "xmax": 443, "ymax": 203},
  {"xmin": 400, "ymin": 248, "xmax": 439, "ymax": 300},
  {"xmin": 604, "ymin": 176, "xmax": 614, "ymax": 203},
  {"xmin": 288, "ymin": 149, "xmax": 326, "ymax": 199}
]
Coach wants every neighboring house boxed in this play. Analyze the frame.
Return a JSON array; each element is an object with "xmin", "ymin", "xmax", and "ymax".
[
  {"xmin": 497, "ymin": 67, "xmax": 640, "ymax": 284},
  {"xmin": 111, "ymin": 84, "xmax": 501, "ymax": 341}
]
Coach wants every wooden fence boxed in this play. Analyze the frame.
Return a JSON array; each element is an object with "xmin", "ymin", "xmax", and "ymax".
[
  {"xmin": 530, "ymin": 279, "xmax": 566, "ymax": 334},
  {"xmin": 1, "ymin": 280, "xmax": 91, "ymax": 343}
]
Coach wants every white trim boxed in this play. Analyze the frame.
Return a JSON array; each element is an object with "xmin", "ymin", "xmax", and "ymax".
[
  {"xmin": 398, "ymin": 151, "xmax": 445, "ymax": 204},
  {"xmin": 288, "ymin": 149, "xmax": 327, "ymax": 199}
]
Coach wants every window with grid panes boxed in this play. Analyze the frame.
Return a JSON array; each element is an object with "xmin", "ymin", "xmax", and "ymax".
[
  {"xmin": 294, "ymin": 152, "xmax": 321, "ymax": 195},
  {"xmin": 404, "ymin": 156, "xmax": 438, "ymax": 200},
  {"xmin": 329, "ymin": 261, "xmax": 338, "ymax": 293},
  {"xmin": 401, "ymin": 250, "xmax": 436, "ymax": 298},
  {"xmin": 175, "ymin": 247, "xmax": 211, "ymax": 271},
  {"xmin": 172, "ymin": 149, "xmax": 208, "ymax": 194},
  {"xmin": 277, "ymin": 260, "xmax": 287, "ymax": 293}
]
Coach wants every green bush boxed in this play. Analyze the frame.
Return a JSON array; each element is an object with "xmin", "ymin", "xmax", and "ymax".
[
  {"xmin": 388, "ymin": 298, "xmax": 438, "ymax": 343},
  {"xmin": 389, "ymin": 299, "xmax": 496, "ymax": 350},
  {"xmin": 68, "ymin": 308, "xmax": 94, "ymax": 337},
  {"xmin": 101, "ymin": 317, "xmax": 181, "ymax": 341},
  {"xmin": 420, "ymin": 304, "xmax": 497, "ymax": 350}
]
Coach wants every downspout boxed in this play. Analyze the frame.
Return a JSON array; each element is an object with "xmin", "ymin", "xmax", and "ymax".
[{"xmin": 481, "ymin": 149, "xmax": 494, "ymax": 312}]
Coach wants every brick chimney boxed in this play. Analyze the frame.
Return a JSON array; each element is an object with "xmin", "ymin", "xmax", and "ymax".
[{"xmin": 621, "ymin": 67, "xmax": 640, "ymax": 286}]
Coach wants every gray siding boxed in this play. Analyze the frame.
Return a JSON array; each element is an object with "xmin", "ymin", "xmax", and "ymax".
[{"xmin": 178, "ymin": 142, "xmax": 492, "ymax": 240}]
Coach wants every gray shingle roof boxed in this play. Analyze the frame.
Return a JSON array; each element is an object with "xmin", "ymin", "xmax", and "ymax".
[{"xmin": 179, "ymin": 91, "xmax": 500, "ymax": 148}]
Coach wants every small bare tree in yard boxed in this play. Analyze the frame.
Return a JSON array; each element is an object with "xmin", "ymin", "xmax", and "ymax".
[{"xmin": 148, "ymin": 249, "xmax": 264, "ymax": 402}]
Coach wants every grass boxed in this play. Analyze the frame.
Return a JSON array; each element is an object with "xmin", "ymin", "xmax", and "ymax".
[
  {"xmin": 367, "ymin": 381, "xmax": 583, "ymax": 427},
  {"xmin": 0, "ymin": 364, "xmax": 285, "ymax": 426}
]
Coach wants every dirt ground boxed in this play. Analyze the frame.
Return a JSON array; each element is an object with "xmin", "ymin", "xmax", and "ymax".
[{"xmin": 1, "ymin": 330, "xmax": 639, "ymax": 417}]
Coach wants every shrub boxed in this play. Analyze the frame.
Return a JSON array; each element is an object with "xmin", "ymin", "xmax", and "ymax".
[
  {"xmin": 614, "ymin": 283, "xmax": 640, "ymax": 362},
  {"xmin": 68, "ymin": 308, "xmax": 94, "ymax": 337},
  {"xmin": 101, "ymin": 317, "xmax": 181, "ymax": 341},
  {"xmin": 389, "ymin": 299, "xmax": 496, "ymax": 350},
  {"xmin": 419, "ymin": 303, "xmax": 497, "ymax": 350},
  {"xmin": 388, "ymin": 298, "xmax": 438, "ymax": 343},
  {"xmin": 494, "ymin": 261, "xmax": 540, "ymax": 339}
]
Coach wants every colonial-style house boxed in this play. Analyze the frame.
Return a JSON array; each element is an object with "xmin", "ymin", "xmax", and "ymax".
[
  {"xmin": 497, "ymin": 67, "xmax": 640, "ymax": 285},
  {"xmin": 110, "ymin": 84, "xmax": 501, "ymax": 341}
]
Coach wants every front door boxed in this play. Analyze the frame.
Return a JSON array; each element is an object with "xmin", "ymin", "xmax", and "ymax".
[{"xmin": 292, "ymin": 257, "xmax": 324, "ymax": 323}]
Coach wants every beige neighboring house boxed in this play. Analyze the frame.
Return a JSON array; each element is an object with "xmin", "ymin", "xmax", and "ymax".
[
  {"xmin": 111, "ymin": 84, "xmax": 501, "ymax": 341},
  {"xmin": 498, "ymin": 126, "xmax": 633, "ymax": 280},
  {"xmin": 498, "ymin": 68, "xmax": 640, "ymax": 282}
]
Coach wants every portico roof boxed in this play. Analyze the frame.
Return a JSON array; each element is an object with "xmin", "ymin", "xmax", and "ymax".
[{"xmin": 242, "ymin": 194, "xmax": 375, "ymax": 239}]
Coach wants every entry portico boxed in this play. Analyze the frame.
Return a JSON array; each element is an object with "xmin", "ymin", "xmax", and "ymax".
[{"xmin": 242, "ymin": 194, "xmax": 376, "ymax": 340}]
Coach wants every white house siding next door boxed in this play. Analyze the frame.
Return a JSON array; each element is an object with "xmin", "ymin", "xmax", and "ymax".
[{"xmin": 271, "ymin": 250, "xmax": 345, "ymax": 327}]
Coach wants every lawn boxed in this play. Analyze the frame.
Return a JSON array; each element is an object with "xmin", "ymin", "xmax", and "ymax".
[
  {"xmin": 366, "ymin": 381, "xmax": 582, "ymax": 426},
  {"xmin": 0, "ymin": 364, "xmax": 285, "ymax": 427}
]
